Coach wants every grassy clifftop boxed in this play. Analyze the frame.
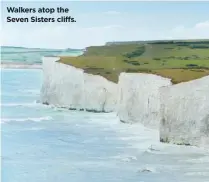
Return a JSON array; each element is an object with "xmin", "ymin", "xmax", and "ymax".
[{"xmin": 59, "ymin": 40, "xmax": 209, "ymax": 84}]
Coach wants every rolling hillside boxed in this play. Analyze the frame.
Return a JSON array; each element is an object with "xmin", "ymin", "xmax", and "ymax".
[{"xmin": 59, "ymin": 40, "xmax": 209, "ymax": 84}]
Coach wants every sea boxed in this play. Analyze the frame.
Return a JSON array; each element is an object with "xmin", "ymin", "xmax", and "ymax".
[
  {"xmin": 1, "ymin": 47, "xmax": 209, "ymax": 182},
  {"xmin": 1, "ymin": 46, "xmax": 83, "ymax": 64}
]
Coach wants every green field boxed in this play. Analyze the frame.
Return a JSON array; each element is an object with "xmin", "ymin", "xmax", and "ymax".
[{"xmin": 59, "ymin": 40, "xmax": 209, "ymax": 84}]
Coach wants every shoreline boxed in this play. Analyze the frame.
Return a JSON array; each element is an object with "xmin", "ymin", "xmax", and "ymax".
[{"xmin": 1, "ymin": 63, "xmax": 42, "ymax": 69}]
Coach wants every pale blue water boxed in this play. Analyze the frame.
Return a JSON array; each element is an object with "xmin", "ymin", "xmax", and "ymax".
[
  {"xmin": 1, "ymin": 69, "xmax": 209, "ymax": 182},
  {"xmin": 1, "ymin": 46, "xmax": 83, "ymax": 64}
]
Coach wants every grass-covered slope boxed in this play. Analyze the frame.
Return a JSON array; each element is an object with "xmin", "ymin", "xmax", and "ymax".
[{"xmin": 59, "ymin": 40, "xmax": 209, "ymax": 84}]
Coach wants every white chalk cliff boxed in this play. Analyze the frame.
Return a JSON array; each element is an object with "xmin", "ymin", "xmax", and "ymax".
[
  {"xmin": 41, "ymin": 57, "xmax": 209, "ymax": 148},
  {"xmin": 160, "ymin": 76, "xmax": 209, "ymax": 147},
  {"xmin": 117, "ymin": 73, "xmax": 171, "ymax": 129},
  {"xmin": 41, "ymin": 57, "xmax": 117, "ymax": 112}
]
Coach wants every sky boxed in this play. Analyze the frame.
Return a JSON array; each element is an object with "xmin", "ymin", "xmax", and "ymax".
[{"xmin": 1, "ymin": 1, "xmax": 209, "ymax": 49}]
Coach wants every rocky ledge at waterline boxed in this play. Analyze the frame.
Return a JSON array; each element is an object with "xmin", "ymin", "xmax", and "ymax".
[{"xmin": 40, "ymin": 57, "xmax": 209, "ymax": 148}]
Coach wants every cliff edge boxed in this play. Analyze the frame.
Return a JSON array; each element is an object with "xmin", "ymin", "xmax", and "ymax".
[
  {"xmin": 41, "ymin": 56, "xmax": 209, "ymax": 148},
  {"xmin": 117, "ymin": 73, "xmax": 171, "ymax": 129},
  {"xmin": 160, "ymin": 76, "xmax": 209, "ymax": 147},
  {"xmin": 41, "ymin": 57, "xmax": 117, "ymax": 112}
]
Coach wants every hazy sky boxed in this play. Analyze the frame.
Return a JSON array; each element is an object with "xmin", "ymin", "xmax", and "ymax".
[{"xmin": 1, "ymin": 1, "xmax": 209, "ymax": 49}]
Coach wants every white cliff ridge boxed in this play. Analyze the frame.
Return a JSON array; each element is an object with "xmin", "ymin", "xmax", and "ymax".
[
  {"xmin": 117, "ymin": 73, "xmax": 171, "ymax": 129},
  {"xmin": 41, "ymin": 57, "xmax": 209, "ymax": 148},
  {"xmin": 41, "ymin": 57, "xmax": 117, "ymax": 112},
  {"xmin": 160, "ymin": 76, "xmax": 209, "ymax": 147}
]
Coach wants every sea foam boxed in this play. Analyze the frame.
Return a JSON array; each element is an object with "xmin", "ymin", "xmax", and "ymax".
[{"xmin": 1, "ymin": 116, "xmax": 53, "ymax": 123}]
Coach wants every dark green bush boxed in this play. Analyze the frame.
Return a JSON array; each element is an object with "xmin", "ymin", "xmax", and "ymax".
[
  {"xmin": 123, "ymin": 59, "xmax": 140, "ymax": 65},
  {"xmin": 186, "ymin": 64, "xmax": 198, "ymax": 67},
  {"xmin": 124, "ymin": 46, "xmax": 145, "ymax": 58},
  {"xmin": 153, "ymin": 58, "xmax": 161, "ymax": 60},
  {"xmin": 190, "ymin": 45, "xmax": 209, "ymax": 49}
]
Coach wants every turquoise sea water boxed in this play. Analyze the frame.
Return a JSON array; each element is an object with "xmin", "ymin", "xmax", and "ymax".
[
  {"xmin": 1, "ymin": 46, "xmax": 83, "ymax": 64},
  {"xmin": 1, "ymin": 69, "xmax": 209, "ymax": 182}
]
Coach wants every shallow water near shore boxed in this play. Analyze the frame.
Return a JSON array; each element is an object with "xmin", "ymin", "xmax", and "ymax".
[
  {"xmin": 1, "ymin": 46, "xmax": 83, "ymax": 64},
  {"xmin": 1, "ymin": 69, "xmax": 209, "ymax": 182}
]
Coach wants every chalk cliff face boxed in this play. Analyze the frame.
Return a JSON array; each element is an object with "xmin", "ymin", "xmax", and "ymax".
[
  {"xmin": 117, "ymin": 73, "xmax": 171, "ymax": 129},
  {"xmin": 41, "ymin": 57, "xmax": 209, "ymax": 148},
  {"xmin": 160, "ymin": 76, "xmax": 209, "ymax": 147},
  {"xmin": 41, "ymin": 57, "xmax": 117, "ymax": 112}
]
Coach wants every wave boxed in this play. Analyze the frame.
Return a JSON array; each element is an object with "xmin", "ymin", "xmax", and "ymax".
[
  {"xmin": 185, "ymin": 171, "xmax": 209, "ymax": 176},
  {"xmin": 0, "ymin": 100, "xmax": 51, "ymax": 109},
  {"xmin": 110, "ymin": 154, "xmax": 138, "ymax": 162},
  {"xmin": 19, "ymin": 127, "xmax": 45, "ymax": 131},
  {"xmin": 1, "ymin": 116, "xmax": 53, "ymax": 123},
  {"xmin": 182, "ymin": 156, "xmax": 209, "ymax": 163},
  {"xmin": 1, "ymin": 103, "xmax": 36, "ymax": 107},
  {"xmin": 0, "ymin": 101, "xmax": 40, "ymax": 107},
  {"xmin": 18, "ymin": 89, "xmax": 40, "ymax": 94}
]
